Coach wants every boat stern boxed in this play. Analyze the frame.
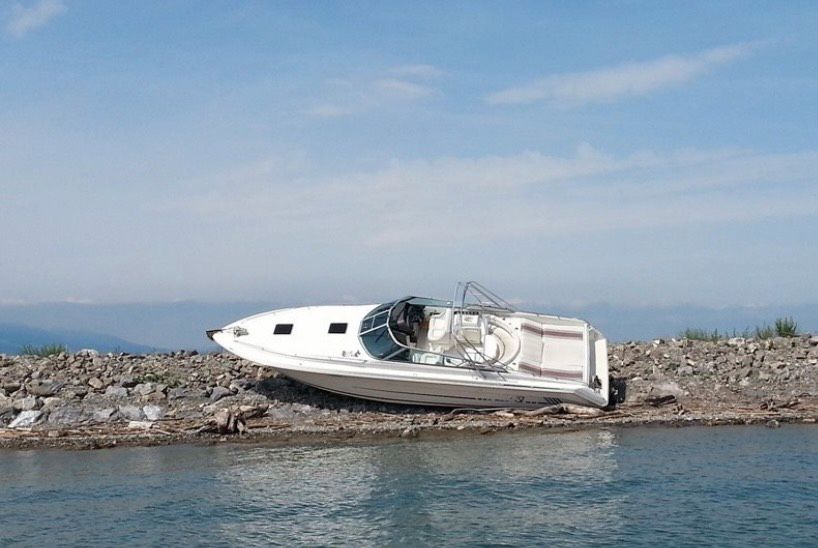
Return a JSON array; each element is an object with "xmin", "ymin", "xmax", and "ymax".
[{"xmin": 590, "ymin": 328, "xmax": 610, "ymax": 408}]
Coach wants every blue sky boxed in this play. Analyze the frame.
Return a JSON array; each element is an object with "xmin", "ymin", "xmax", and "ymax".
[{"xmin": 2, "ymin": 1, "xmax": 817, "ymax": 308}]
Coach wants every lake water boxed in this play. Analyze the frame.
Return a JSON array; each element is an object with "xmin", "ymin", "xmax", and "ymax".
[{"xmin": 1, "ymin": 425, "xmax": 816, "ymax": 546}]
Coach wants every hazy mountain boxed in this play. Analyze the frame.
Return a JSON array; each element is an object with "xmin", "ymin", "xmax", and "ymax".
[
  {"xmin": 0, "ymin": 323, "xmax": 162, "ymax": 355},
  {"xmin": 0, "ymin": 301, "xmax": 815, "ymax": 353}
]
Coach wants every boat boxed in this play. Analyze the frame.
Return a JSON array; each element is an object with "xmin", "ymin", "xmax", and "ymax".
[{"xmin": 207, "ymin": 282, "xmax": 609, "ymax": 409}]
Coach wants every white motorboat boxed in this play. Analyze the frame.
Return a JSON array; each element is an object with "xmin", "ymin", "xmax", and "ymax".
[{"xmin": 207, "ymin": 282, "xmax": 609, "ymax": 409}]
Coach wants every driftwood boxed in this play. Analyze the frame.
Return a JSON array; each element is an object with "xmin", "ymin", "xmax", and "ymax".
[{"xmin": 645, "ymin": 394, "xmax": 677, "ymax": 407}]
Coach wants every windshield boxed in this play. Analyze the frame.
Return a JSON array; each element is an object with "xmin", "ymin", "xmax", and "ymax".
[
  {"xmin": 359, "ymin": 298, "xmax": 452, "ymax": 362},
  {"xmin": 359, "ymin": 301, "xmax": 407, "ymax": 360}
]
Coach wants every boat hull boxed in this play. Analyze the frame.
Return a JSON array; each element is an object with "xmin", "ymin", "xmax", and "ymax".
[
  {"xmin": 278, "ymin": 367, "xmax": 580, "ymax": 408},
  {"xmin": 213, "ymin": 334, "xmax": 606, "ymax": 408}
]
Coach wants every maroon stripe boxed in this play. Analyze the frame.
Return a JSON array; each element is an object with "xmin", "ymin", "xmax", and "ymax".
[
  {"xmin": 518, "ymin": 362, "xmax": 541, "ymax": 376},
  {"xmin": 521, "ymin": 324, "xmax": 544, "ymax": 336},
  {"xmin": 542, "ymin": 330, "xmax": 583, "ymax": 340},
  {"xmin": 520, "ymin": 324, "xmax": 583, "ymax": 340}
]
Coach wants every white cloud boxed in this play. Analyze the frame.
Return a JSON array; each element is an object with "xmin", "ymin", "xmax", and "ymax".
[
  {"xmin": 388, "ymin": 64, "xmax": 445, "ymax": 79},
  {"xmin": 486, "ymin": 43, "xmax": 756, "ymax": 106},
  {"xmin": 373, "ymin": 78, "xmax": 436, "ymax": 100},
  {"xmin": 6, "ymin": 0, "xmax": 66, "ymax": 38},
  {"xmin": 176, "ymin": 145, "xmax": 818, "ymax": 249},
  {"xmin": 307, "ymin": 65, "xmax": 441, "ymax": 119}
]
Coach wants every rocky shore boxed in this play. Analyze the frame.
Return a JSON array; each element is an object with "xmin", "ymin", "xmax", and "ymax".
[{"xmin": 2, "ymin": 335, "xmax": 817, "ymax": 450}]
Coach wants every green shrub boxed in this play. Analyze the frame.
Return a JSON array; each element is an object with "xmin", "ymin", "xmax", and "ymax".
[
  {"xmin": 680, "ymin": 320, "xmax": 800, "ymax": 341},
  {"xmin": 19, "ymin": 343, "xmax": 69, "ymax": 356},
  {"xmin": 680, "ymin": 328, "xmax": 722, "ymax": 342},
  {"xmin": 754, "ymin": 324, "xmax": 775, "ymax": 339},
  {"xmin": 774, "ymin": 317, "xmax": 798, "ymax": 337}
]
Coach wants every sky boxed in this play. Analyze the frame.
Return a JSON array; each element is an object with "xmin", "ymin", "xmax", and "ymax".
[{"xmin": 2, "ymin": 1, "xmax": 817, "ymax": 309}]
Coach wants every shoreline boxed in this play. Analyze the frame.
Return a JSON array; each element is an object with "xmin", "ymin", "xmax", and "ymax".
[
  {"xmin": 2, "ymin": 407, "xmax": 816, "ymax": 452},
  {"xmin": 2, "ymin": 335, "xmax": 817, "ymax": 450}
]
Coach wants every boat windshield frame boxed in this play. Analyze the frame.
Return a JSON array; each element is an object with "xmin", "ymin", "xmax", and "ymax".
[
  {"xmin": 358, "ymin": 297, "xmax": 452, "ymax": 363},
  {"xmin": 358, "ymin": 293, "xmax": 511, "ymax": 370},
  {"xmin": 358, "ymin": 284, "xmax": 518, "ymax": 370}
]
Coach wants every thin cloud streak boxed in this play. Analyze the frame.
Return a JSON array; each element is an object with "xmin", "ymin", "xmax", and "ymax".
[
  {"xmin": 174, "ymin": 145, "xmax": 818, "ymax": 249},
  {"xmin": 388, "ymin": 64, "xmax": 445, "ymax": 78},
  {"xmin": 486, "ymin": 43, "xmax": 756, "ymax": 106},
  {"xmin": 373, "ymin": 78, "xmax": 436, "ymax": 100},
  {"xmin": 6, "ymin": 0, "xmax": 66, "ymax": 38},
  {"xmin": 307, "ymin": 65, "xmax": 442, "ymax": 119}
]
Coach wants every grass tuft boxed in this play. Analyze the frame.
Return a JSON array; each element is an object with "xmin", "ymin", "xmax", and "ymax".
[
  {"xmin": 681, "ymin": 317, "xmax": 800, "ymax": 341},
  {"xmin": 19, "ymin": 343, "xmax": 69, "ymax": 357},
  {"xmin": 774, "ymin": 317, "xmax": 798, "ymax": 337},
  {"xmin": 680, "ymin": 328, "xmax": 723, "ymax": 342}
]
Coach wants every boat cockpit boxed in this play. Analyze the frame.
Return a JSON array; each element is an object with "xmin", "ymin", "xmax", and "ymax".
[{"xmin": 358, "ymin": 283, "xmax": 520, "ymax": 370}]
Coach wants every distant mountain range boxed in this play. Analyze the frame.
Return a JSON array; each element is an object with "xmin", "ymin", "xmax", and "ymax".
[{"xmin": 0, "ymin": 323, "xmax": 161, "ymax": 355}]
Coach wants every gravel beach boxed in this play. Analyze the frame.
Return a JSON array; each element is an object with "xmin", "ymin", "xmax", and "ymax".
[{"xmin": 2, "ymin": 335, "xmax": 817, "ymax": 450}]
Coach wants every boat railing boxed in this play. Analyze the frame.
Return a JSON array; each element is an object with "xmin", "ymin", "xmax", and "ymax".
[{"xmin": 448, "ymin": 281, "xmax": 517, "ymax": 372}]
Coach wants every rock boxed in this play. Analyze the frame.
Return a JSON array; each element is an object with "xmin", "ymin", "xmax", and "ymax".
[
  {"xmin": 209, "ymin": 386, "xmax": 232, "ymax": 402},
  {"xmin": 652, "ymin": 381, "xmax": 683, "ymax": 397},
  {"xmin": 88, "ymin": 377, "xmax": 105, "ymax": 389},
  {"xmin": 46, "ymin": 405, "xmax": 85, "ymax": 425},
  {"xmin": 77, "ymin": 348, "xmax": 100, "ymax": 357},
  {"xmin": 133, "ymin": 383, "xmax": 155, "ymax": 396},
  {"xmin": 63, "ymin": 386, "xmax": 88, "ymax": 400},
  {"xmin": 400, "ymin": 426, "xmax": 419, "ymax": 438},
  {"xmin": 213, "ymin": 408, "xmax": 231, "ymax": 432},
  {"xmin": 0, "ymin": 404, "xmax": 15, "ymax": 421},
  {"xmin": 41, "ymin": 397, "xmax": 63, "ymax": 408},
  {"xmin": 92, "ymin": 408, "xmax": 117, "ymax": 422},
  {"xmin": 27, "ymin": 380, "xmax": 62, "ymax": 397},
  {"xmin": 119, "ymin": 377, "xmax": 138, "ymax": 388},
  {"xmin": 1, "ymin": 381, "xmax": 21, "ymax": 393},
  {"xmin": 168, "ymin": 387, "xmax": 190, "ymax": 400},
  {"xmin": 14, "ymin": 396, "xmax": 40, "ymax": 411},
  {"xmin": 118, "ymin": 405, "xmax": 144, "ymax": 421},
  {"xmin": 766, "ymin": 419, "xmax": 781, "ymax": 428},
  {"xmin": 238, "ymin": 404, "xmax": 267, "ymax": 419},
  {"xmin": 677, "ymin": 365, "xmax": 694, "ymax": 376},
  {"xmin": 143, "ymin": 405, "xmax": 164, "ymax": 421},
  {"xmin": 9, "ymin": 410, "xmax": 43, "ymax": 428},
  {"xmin": 266, "ymin": 407, "xmax": 296, "ymax": 420},
  {"xmin": 105, "ymin": 386, "xmax": 129, "ymax": 398}
]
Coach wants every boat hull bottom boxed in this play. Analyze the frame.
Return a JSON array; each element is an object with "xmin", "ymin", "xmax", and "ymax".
[{"xmin": 276, "ymin": 368, "xmax": 598, "ymax": 409}]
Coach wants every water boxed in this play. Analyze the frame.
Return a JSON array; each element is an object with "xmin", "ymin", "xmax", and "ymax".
[{"xmin": 1, "ymin": 425, "xmax": 816, "ymax": 547}]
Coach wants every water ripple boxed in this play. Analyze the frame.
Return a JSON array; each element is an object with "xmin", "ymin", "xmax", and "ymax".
[{"xmin": 0, "ymin": 426, "xmax": 815, "ymax": 546}]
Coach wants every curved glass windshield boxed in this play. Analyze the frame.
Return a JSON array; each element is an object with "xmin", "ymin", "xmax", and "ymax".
[
  {"xmin": 359, "ymin": 326, "xmax": 408, "ymax": 360},
  {"xmin": 359, "ymin": 301, "xmax": 408, "ymax": 361},
  {"xmin": 359, "ymin": 298, "xmax": 452, "ymax": 363}
]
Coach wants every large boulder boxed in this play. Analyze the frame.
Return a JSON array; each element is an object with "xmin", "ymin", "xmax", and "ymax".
[
  {"xmin": 118, "ymin": 405, "xmax": 144, "ymax": 421},
  {"xmin": 9, "ymin": 410, "xmax": 43, "ymax": 428},
  {"xmin": 142, "ymin": 405, "xmax": 164, "ymax": 421}
]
